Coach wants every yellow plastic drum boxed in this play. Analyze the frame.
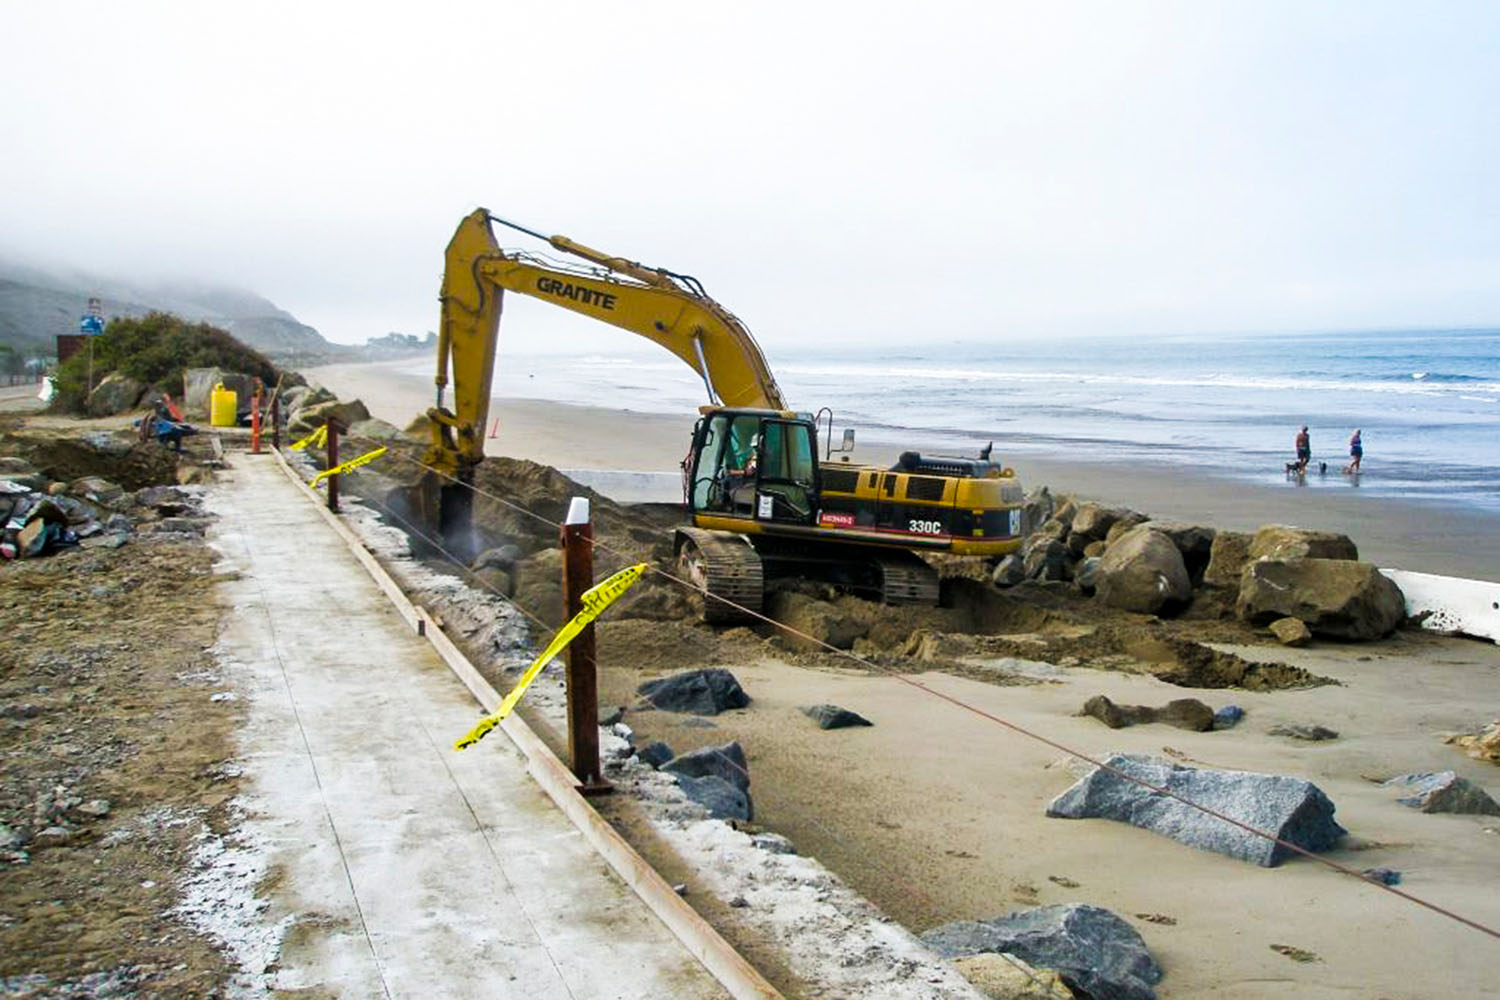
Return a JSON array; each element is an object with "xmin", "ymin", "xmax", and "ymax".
[{"xmin": 210, "ymin": 383, "xmax": 238, "ymax": 427}]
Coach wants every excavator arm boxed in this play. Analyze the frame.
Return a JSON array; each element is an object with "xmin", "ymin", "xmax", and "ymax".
[{"xmin": 425, "ymin": 208, "xmax": 786, "ymax": 483}]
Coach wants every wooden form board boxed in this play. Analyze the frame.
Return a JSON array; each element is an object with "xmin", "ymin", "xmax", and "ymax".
[{"xmin": 267, "ymin": 447, "xmax": 783, "ymax": 999}]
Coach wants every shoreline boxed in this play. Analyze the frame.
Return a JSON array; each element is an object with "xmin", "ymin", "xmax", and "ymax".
[{"xmin": 307, "ymin": 360, "xmax": 1500, "ymax": 580}]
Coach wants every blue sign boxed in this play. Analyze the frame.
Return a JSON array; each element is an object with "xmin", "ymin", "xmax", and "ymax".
[{"xmin": 79, "ymin": 315, "xmax": 105, "ymax": 336}]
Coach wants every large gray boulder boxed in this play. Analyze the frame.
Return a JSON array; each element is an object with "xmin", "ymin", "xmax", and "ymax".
[
  {"xmin": 289, "ymin": 398, "xmax": 372, "ymax": 433},
  {"xmin": 1103, "ymin": 512, "xmax": 1150, "ymax": 546},
  {"xmin": 992, "ymin": 554, "xmax": 1026, "ymax": 588},
  {"xmin": 1025, "ymin": 487, "xmax": 1057, "ymax": 534},
  {"xmin": 1383, "ymin": 771, "xmax": 1500, "ymax": 815},
  {"xmin": 85, "ymin": 373, "xmax": 145, "ymax": 416},
  {"xmin": 1074, "ymin": 556, "xmax": 1102, "ymax": 594},
  {"xmin": 661, "ymin": 740, "xmax": 750, "ymax": 792},
  {"xmin": 1248, "ymin": 525, "xmax": 1358, "ymax": 562},
  {"xmin": 637, "ymin": 668, "xmax": 750, "ymax": 715},
  {"xmin": 1047, "ymin": 753, "xmax": 1346, "ymax": 866},
  {"xmin": 284, "ymin": 385, "xmax": 335, "ymax": 421},
  {"xmin": 1144, "ymin": 522, "xmax": 1216, "ymax": 582},
  {"xmin": 801, "ymin": 704, "xmax": 873, "ymax": 729},
  {"xmin": 1201, "ymin": 530, "xmax": 1252, "ymax": 589},
  {"xmin": 182, "ymin": 367, "xmax": 223, "ymax": 415},
  {"xmin": 1065, "ymin": 529, "xmax": 1093, "ymax": 558},
  {"xmin": 1237, "ymin": 558, "xmax": 1406, "ymax": 639},
  {"xmin": 183, "ymin": 368, "xmax": 257, "ymax": 417},
  {"xmin": 1035, "ymin": 518, "xmax": 1069, "ymax": 541},
  {"xmin": 676, "ymin": 774, "xmax": 751, "ymax": 821},
  {"xmin": 1024, "ymin": 536, "xmax": 1072, "ymax": 582},
  {"xmin": 1094, "ymin": 527, "xmax": 1191, "ymax": 615},
  {"xmin": 1070, "ymin": 503, "xmax": 1121, "ymax": 542},
  {"xmin": 922, "ymin": 904, "xmax": 1163, "ymax": 1000}
]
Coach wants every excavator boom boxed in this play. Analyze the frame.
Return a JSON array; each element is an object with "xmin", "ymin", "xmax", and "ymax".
[{"xmin": 427, "ymin": 209, "xmax": 785, "ymax": 482}]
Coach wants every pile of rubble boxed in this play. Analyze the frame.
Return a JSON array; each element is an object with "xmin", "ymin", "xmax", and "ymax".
[
  {"xmin": 0, "ymin": 454, "xmax": 207, "ymax": 560},
  {"xmin": 999, "ymin": 489, "xmax": 1408, "ymax": 642}
]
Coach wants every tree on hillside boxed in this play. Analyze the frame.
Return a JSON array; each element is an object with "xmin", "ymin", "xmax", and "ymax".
[{"xmin": 52, "ymin": 311, "xmax": 280, "ymax": 411}]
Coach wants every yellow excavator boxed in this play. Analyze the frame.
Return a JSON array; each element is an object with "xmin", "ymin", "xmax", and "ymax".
[{"xmin": 422, "ymin": 209, "xmax": 1028, "ymax": 621}]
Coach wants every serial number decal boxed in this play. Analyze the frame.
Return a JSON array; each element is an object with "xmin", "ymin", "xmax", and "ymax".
[
  {"xmin": 536, "ymin": 276, "xmax": 617, "ymax": 310},
  {"xmin": 907, "ymin": 519, "xmax": 944, "ymax": 535},
  {"xmin": 819, "ymin": 511, "xmax": 856, "ymax": 527}
]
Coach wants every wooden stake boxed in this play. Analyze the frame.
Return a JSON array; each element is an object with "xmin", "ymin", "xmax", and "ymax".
[{"xmin": 561, "ymin": 497, "xmax": 611, "ymax": 794}]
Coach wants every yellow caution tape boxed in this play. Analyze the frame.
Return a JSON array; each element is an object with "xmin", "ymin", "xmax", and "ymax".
[
  {"xmin": 311, "ymin": 446, "xmax": 388, "ymax": 487},
  {"xmin": 290, "ymin": 424, "xmax": 328, "ymax": 451},
  {"xmin": 456, "ymin": 562, "xmax": 647, "ymax": 750}
]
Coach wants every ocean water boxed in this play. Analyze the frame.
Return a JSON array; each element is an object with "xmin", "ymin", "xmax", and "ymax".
[{"xmin": 450, "ymin": 328, "xmax": 1500, "ymax": 513}]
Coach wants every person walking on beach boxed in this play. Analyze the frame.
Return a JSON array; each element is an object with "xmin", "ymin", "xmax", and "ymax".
[
  {"xmin": 1294, "ymin": 425, "xmax": 1311, "ymax": 472},
  {"xmin": 1345, "ymin": 429, "xmax": 1363, "ymax": 474}
]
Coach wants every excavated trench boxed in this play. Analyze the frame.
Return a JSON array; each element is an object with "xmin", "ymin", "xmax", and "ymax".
[{"xmin": 2, "ymin": 432, "xmax": 182, "ymax": 491}]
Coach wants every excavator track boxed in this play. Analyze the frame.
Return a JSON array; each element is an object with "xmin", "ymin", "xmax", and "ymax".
[
  {"xmin": 675, "ymin": 527, "xmax": 764, "ymax": 624},
  {"xmin": 870, "ymin": 551, "xmax": 941, "ymax": 606}
]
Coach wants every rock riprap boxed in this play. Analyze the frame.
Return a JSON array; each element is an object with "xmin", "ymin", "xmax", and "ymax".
[
  {"xmin": 1247, "ymin": 525, "xmax": 1358, "ymax": 562},
  {"xmin": 800, "ymin": 704, "xmax": 873, "ymax": 729},
  {"xmin": 1383, "ymin": 771, "xmax": 1500, "ymax": 815},
  {"xmin": 662, "ymin": 741, "xmax": 753, "ymax": 821},
  {"xmin": 922, "ymin": 903, "xmax": 1162, "ymax": 1000},
  {"xmin": 637, "ymin": 668, "xmax": 750, "ymax": 715},
  {"xmin": 661, "ymin": 741, "xmax": 750, "ymax": 792},
  {"xmin": 1047, "ymin": 754, "xmax": 1346, "ymax": 866},
  {"xmin": 674, "ymin": 775, "xmax": 751, "ymax": 822},
  {"xmin": 1094, "ymin": 526, "xmax": 1191, "ymax": 615},
  {"xmin": 1237, "ymin": 558, "xmax": 1405, "ymax": 639}
]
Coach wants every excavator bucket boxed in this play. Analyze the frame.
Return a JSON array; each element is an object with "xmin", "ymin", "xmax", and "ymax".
[{"xmin": 399, "ymin": 470, "xmax": 479, "ymax": 564}]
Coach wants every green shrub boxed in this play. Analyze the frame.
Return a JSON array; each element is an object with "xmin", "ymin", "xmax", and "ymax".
[{"xmin": 52, "ymin": 312, "xmax": 280, "ymax": 412}]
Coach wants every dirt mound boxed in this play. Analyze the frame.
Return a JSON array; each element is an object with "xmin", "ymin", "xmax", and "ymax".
[
  {"xmin": 468, "ymin": 456, "xmax": 678, "ymax": 561},
  {"xmin": 2, "ymin": 431, "xmax": 181, "ymax": 491},
  {"xmin": 598, "ymin": 618, "xmax": 748, "ymax": 675}
]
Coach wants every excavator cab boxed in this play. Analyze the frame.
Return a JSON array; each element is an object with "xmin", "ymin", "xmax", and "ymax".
[{"xmin": 686, "ymin": 408, "xmax": 818, "ymax": 527}]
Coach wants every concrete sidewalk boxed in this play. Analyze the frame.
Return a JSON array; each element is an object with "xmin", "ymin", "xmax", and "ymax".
[{"xmin": 208, "ymin": 453, "xmax": 729, "ymax": 999}]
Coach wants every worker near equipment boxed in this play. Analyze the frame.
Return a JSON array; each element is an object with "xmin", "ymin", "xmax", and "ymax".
[
  {"xmin": 1345, "ymin": 429, "xmax": 1362, "ymax": 474},
  {"xmin": 1294, "ymin": 426, "xmax": 1311, "ymax": 472}
]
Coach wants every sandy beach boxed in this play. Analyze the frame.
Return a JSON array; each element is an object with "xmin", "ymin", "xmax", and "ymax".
[
  {"xmin": 299, "ymin": 358, "xmax": 1500, "ymax": 997},
  {"xmin": 309, "ymin": 359, "xmax": 1500, "ymax": 579}
]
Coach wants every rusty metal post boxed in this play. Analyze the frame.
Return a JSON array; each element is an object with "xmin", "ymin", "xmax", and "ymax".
[
  {"xmin": 325, "ymin": 419, "xmax": 341, "ymax": 513},
  {"xmin": 561, "ymin": 497, "xmax": 611, "ymax": 795},
  {"xmin": 250, "ymin": 384, "xmax": 263, "ymax": 455}
]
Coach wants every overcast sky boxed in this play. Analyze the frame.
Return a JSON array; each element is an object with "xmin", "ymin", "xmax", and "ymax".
[{"xmin": 2, "ymin": 1, "xmax": 1496, "ymax": 348}]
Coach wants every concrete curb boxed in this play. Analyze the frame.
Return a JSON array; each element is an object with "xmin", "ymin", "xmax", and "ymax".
[{"xmin": 268, "ymin": 447, "xmax": 783, "ymax": 1000}]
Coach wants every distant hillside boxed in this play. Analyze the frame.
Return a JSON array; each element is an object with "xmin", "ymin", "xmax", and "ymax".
[{"xmin": 0, "ymin": 258, "xmax": 339, "ymax": 360}]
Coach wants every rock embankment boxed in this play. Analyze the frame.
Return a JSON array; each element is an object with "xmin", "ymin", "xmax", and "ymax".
[{"xmin": 1002, "ymin": 489, "xmax": 1407, "ymax": 642}]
